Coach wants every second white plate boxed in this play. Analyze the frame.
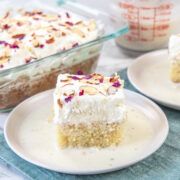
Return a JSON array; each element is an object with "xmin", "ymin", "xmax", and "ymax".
[
  {"xmin": 4, "ymin": 89, "xmax": 168, "ymax": 175},
  {"xmin": 128, "ymin": 49, "xmax": 180, "ymax": 110}
]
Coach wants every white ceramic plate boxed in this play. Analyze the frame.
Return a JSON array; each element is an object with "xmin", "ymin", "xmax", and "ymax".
[
  {"xmin": 128, "ymin": 49, "xmax": 180, "ymax": 110},
  {"xmin": 4, "ymin": 89, "xmax": 168, "ymax": 175}
]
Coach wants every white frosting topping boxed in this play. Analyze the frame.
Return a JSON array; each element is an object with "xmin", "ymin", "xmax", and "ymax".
[
  {"xmin": 53, "ymin": 73, "xmax": 126, "ymax": 124},
  {"xmin": 169, "ymin": 34, "xmax": 180, "ymax": 62},
  {"xmin": 0, "ymin": 10, "xmax": 98, "ymax": 70}
]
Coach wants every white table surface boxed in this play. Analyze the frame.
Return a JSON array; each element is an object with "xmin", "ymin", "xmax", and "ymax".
[{"xmin": 0, "ymin": 40, "xmax": 141, "ymax": 180}]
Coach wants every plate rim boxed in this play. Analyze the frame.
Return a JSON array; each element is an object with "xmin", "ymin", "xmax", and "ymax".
[
  {"xmin": 127, "ymin": 49, "xmax": 180, "ymax": 110},
  {"xmin": 4, "ymin": 89, "xmax": 169, "ymax": 175}
]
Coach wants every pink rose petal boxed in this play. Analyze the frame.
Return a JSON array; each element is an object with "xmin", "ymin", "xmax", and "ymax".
[
  {"xmin": 65, "ymin": 96, "xmax": 73, "ymax": 102},
  {"xmin": 72, "ymin": 43, "xmax": 78, "ymax": 47},
  {"xmin": 84, "ymin": 75, "xmax": 92, "ymax": 79},
  {"xmin": 77, "ymin": 70, "xmax": 83, "ymax": 75},
  {"xmin": 65, "ymin": 21, "xmax": 73, "ymax": 26},
  {"xmin": 66, "ymin": 12, "xmax": 70, "ymax": 18},
  {"xmin": 112, "ymin": 82, "xmax": 121, "ymax": 87},
  {"xmin": 9, "ymin": 44, "xmax": 19, "ymax": 49},
  {"xmin": 71, "ymin": 76, "xmax": 80, "ymax": 80}
]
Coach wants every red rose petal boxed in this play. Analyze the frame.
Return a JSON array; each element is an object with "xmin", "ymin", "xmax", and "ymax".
[
  {"xmin": 109, "ymin": 77, "xmax": 114, "ymax": 82},
  {"xmin": 25, "ymin": 59, "xmax": 30, "ymax": 64},
  {"xmin": 25, "ymin": 57, "xmax": 37, "ymax": 63},
  {"xmin": 3, "ymin": 24, "xmax": 10, "ymax": 30},
  {"xmin": 79, "ymin": 89, "xmax": 84, "ymax": 96},
  {"xmin": 39, "ymin": 44, "xmax": 44, "ymax": 48}
]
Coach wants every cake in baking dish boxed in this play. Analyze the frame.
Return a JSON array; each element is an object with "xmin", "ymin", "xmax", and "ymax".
[
  {"xmin": 169, "ymin": 34, "xmax": 180, "ymax": 83},
  {"xmin": 0, "ymin": 9, "xmax": 100, "ymax": 110},
  {"xmin": 0, "ymin": 10, "xmax": 98, "ymax": 70},
  {"xmin": 53, "ymin": 73, "xmax": 127, "ymax": 148}
]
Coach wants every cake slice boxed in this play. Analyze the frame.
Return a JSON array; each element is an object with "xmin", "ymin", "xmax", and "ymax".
[
  {"xmin": 169, "ymin": 34, "xmax": 180, "ymax": 83},
  {"xmin": 53, "ymin": 73, "xmax": 127, "ymax": 148}
]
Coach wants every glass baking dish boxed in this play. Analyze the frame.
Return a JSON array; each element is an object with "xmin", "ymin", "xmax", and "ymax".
[{"xmin": 0, "ymin": 0, "xmax": 129, "ymax": 112}]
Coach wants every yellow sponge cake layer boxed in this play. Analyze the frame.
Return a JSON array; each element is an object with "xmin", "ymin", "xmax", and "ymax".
[
  {"xmin": 169, "ymin": 35, "xmax": 180, "ymax": 82},
  {"xmin": 56, "ymin": 121, "xmax": 125, "ymax": 148},
  {"xmin": 170, "ymin": 61, "xmax": 180, "ymax": 83}
]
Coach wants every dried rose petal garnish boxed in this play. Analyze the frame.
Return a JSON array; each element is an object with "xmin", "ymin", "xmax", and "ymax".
[
  {"xmin": 0, "ymin": 64, "xmax": 4, "ymax": 68},
  {"xmin": 112, "ymin": 82, "xmax": 121, "ymax": 87},
  {"xmin": 0, "ymin": 41, "xmax": 6, "ymax": 45},
  {"xmin": 3, "ymin": 24, "xmax": 10, "ymax": 30},
  {"xmin": 37, "ymin": 11, "xmax": 43, "ymax": 15},
  {"xmin": 9, "ymin": 44, "xmax": 19, "ymax": 49},
  {"xmin": 65, "ymin": 96, "xmax": 73, "ymax": 102},
  {"xmin": 79, "ymin": 89, "xmax": 84, "ymax": 96},
  {"xmin": 25, "ymin": 59, "xmax": 30, "ymax": 63},
  {"xmin": 4, "ymin": 42, "xmax": 9, "ymax": 46},
  {"xmin": 109, "ymin": 76, "xmax": 115, "ymax": 82},
  {"xmin": 77, "ymin": 70, "xmax": 83, "ymax": 75},
  {"xmin": 84, "ymin": 75, "xmax": 91, "ymax": 79},
  {"xmin": 25, "ymin": 57, "xmax": 37, "ymax": 63},
  {"xmin": 72, "ymin": 43, "xmax": 78, "ymax": 48},
  {"xmin": 66, "ymin": 12, "xmax": 70, "ymax": 18},
  {"xmin": 99, "ymin": 78, "xmax": 104, "ymax": 83},
  {"xmin": 71, "ymin": 76, "xmax": 80, "ymax": 80},
  {"xmin": 0, "ymin": 41, "xmax": 10, "ymax": 47},
  {"xmin": 65, "ymin": 21, "xmax": 73, "ymax": 26},
  {"xmin": 39, "ymin": 44, "xmax": 44, "ymax": 48}
]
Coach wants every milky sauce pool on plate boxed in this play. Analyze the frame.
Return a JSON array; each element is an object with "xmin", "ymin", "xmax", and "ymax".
[{"xmin": 17, "ymin": 106, "xmax": 153, "ymax": 170}]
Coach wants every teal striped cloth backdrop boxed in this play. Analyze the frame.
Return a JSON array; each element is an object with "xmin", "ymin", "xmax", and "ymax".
[{"xmin": 0, "ymin": 69, "xmax": 180, "ymax": 180}]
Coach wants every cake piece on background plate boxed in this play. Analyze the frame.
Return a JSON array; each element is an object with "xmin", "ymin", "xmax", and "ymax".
[
  {"xmin": 169, "ymin": 34, "xmax": 180, "ymax": 83},
  {"xmin": 53, "ymin": 73, "xmax": 127, "ymax": 148}
]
